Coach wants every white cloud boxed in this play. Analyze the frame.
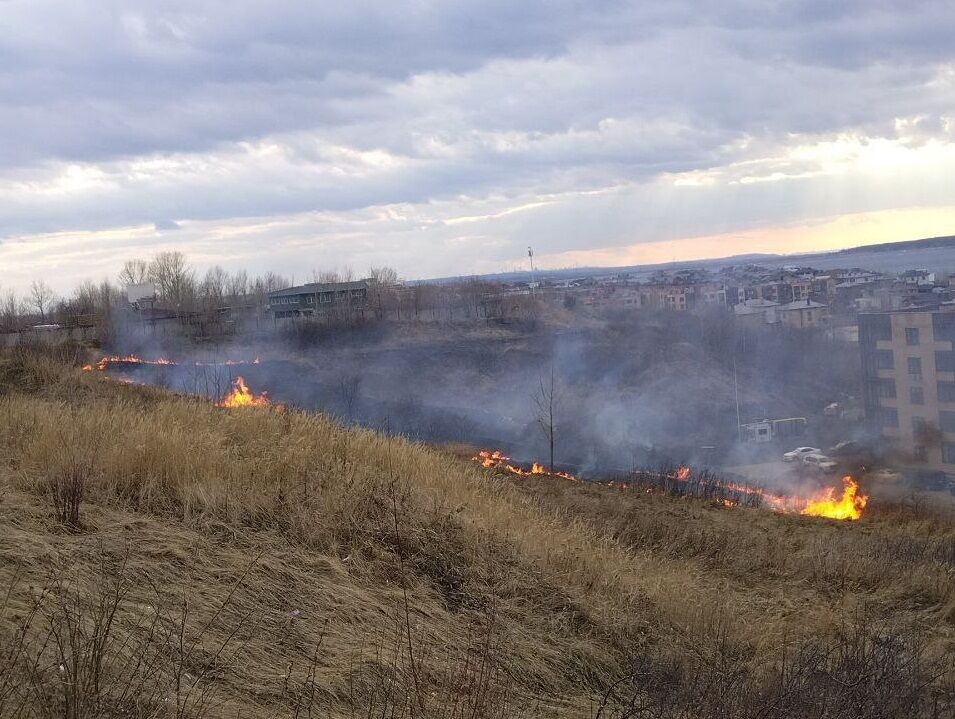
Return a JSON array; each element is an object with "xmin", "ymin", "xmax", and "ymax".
[{"xmin": 2, "ymin": 1, "xmax": 955, "ymax": 290}]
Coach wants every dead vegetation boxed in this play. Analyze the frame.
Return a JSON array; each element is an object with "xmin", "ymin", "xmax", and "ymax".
[{"xmin": 0, "ymin": 349, "xmax": 953, "ymax": 718}]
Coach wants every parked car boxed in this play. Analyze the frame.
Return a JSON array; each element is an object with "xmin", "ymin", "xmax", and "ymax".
[
  {"xmin": 827, "ymin": 440, "xmax": 861, "ymax": 457},
  {"xmin": 801, "ymin": 453, "xmax": 838, "ymax": 471},
  {"xmin": 783, "ymin": 446, "xmax": 820, "ymax": 462}
]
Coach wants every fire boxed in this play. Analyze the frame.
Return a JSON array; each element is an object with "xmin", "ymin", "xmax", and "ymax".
[
  {"xmin": 216, "ymin": 376, "xmax": 273, "ymax": 409},
  {"xmin": 800, "ymin": 476, "xmax": 867, "ymax": 521},
  {"xmin": 82, "ymin": 355, "xmax": 261, "ymax": 372},
  {"xmin": 471, "ymin": 451, "xmax": 868, "ymax": 520},
  {"xmin": 82, "ymin": 355, "xmax": 175, "ymax": 371},
  {"xmin": 472, "ymin": 449, "xmax": 577, "ymax": 481}
]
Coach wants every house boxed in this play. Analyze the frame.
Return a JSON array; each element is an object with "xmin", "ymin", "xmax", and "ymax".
[
  {"xmin": 900, "ymin": 269, "xmax": 935, "ymax": 286},
  {"xmin": 776, "ymin": 298, "xmax": 829, "ymax": 328},
  {"xmin": 733, "ymin": 298, "xmax": 778, "ymax": 327},
  {"xmin": 268, "ymin": 280, "xmax": 369, "ymax": 318}
]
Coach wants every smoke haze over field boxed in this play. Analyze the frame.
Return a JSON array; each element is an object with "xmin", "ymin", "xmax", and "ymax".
[{"xmin": 99, "ymin": 311, "xmax": 863, "ymax": 483}]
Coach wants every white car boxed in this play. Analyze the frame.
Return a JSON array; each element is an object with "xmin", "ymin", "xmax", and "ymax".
[
  {"xmin": 801, "ymin": 453, "xmax": 838, "ymax": 471},
  {"xmin": 783, "ymin": 447, "xmax": 820, "ymax": 462}
]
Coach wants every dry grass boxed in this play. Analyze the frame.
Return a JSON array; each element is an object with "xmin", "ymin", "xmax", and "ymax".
[{"xmin": 0, "ymin": 350, "xmax": 953, "ymax": 718}]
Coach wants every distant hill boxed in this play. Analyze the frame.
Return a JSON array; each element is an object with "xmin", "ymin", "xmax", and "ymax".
[
  {"xmin": 428, "ymin": 234, "xmax": 955, "ymax": 284},
  {"xmin": 807, "ymin": 234, "xmax": 955, "ymax": 258}
]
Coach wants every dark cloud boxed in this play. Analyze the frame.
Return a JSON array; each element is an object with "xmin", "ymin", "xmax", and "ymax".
[{"xmin": 1, "ymin": 0, "xmax": 954, "ymax": 288}]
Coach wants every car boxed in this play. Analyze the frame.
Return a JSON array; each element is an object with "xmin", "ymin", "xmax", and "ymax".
[
  {"xmin": 783, "ymin": 446, "xmax": 820, "ymax": 462},
  {"xmin": 827, "ymin": 440, "xmax": 861, "ymax": 457},
  {"xmin": 801, "ymin": 453, "xmax": 838, "ymax": 471}
]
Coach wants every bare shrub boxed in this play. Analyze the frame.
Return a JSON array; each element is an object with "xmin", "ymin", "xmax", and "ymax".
[{"xmin": 46, "ymin": 463, "xmax": 88, "ymax": 529}]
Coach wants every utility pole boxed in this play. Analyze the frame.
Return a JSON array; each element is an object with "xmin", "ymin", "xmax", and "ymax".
[
  {"xmin": 733, "ymin": 355, "xmax": 742, "ymax": 442},
  {"xmin": 527, "ymin": 247, "xmax": 537, "ymax": 294}
]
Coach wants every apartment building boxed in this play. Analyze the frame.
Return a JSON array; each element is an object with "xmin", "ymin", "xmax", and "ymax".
[
  {"xmin": 860, "ymin": 308, "xmax": 955, "ymax": 474},
  {"xmin": 776, "ymin": 299, "xmax": 829, "ymax": 328}
]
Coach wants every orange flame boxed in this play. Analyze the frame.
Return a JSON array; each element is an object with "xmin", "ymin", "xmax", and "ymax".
[
  {"xmin": 472, "ymin": 452, "xmax": 868, "ymax": 520},
  {"xmin": 216, "ymin": 376, "xmax": 273, "ymax": 409},
  {"xmin": 83, "ymin": 355, "xmax": 261, "ymax": 372},
  {"xmin": 800, "ymin": 476, "xmax": 867, "ymax": 520},
  {"xmin": 82, "ymin": 355, "xmax": 175, "ymax": 371},
  {"xmin": 471, "ymin": 449, "xmax": 577, "ymax": 481}
]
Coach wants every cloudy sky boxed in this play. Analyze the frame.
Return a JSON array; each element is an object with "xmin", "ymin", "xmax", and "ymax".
[{"xmin": 2, "ymin": 1, "xmax": 955, "ymax": 292}]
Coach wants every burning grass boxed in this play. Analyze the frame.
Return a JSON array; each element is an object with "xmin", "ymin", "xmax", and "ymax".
[
  {"xmin": 472, "ymin": 449, "xmax": 869, "ymax": 520},
  {"xmin": 0, "ymin": 351, "xmax": 953, "ymax": 718},
  {"xmin": 215, "ymin": 375, "xmax": 277, "ymax": 409}
]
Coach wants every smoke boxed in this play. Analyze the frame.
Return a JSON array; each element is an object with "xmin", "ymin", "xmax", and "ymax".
[{"xmin": 96, "ymin": 306, "xmax": 871, "ymax": 485}]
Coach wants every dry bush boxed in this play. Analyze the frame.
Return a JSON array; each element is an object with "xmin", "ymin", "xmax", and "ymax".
[{"xmin": 45, "ymin": 463, "xmax": 88, "ymax": 529}]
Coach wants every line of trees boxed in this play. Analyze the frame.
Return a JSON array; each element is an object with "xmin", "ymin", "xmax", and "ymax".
[{"xmin": 1, "ymin": 251, "xmax": 542, "ymax": 334}]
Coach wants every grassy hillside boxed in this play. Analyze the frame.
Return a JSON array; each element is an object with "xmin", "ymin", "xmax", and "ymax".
[{"xmin": 0, "ymin": 350, "xmax": 953, "ymax": 718}]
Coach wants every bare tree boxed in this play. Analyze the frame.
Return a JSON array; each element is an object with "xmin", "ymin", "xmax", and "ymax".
[
  {"xmin": 201, "ymin": 265, "xmax": 229, "ymax": 311},
  {"xmin": 118, "ymin": 258, "xmax": 149, "ymax": 286},
  {"xmin": 369, "ymin": 266, "xmax": 399, "ymax": 286},
  {"xmin": 227, "ymin": 269, "xmax": 249, "ymax": 301},
  {"xmin": 313, "ymin": 269, "xmax": 341, "ymax": 283},
  {"xmin": 336, "ymin": 372, "xmax": 363, "ymax": 423},
  {"xmin": 148, "ymin": 251, "xmax": 195, "ymax": 310},
  {"xmin": 532, "ymin": 366, "xmax": 562, "ymax": 472},
  {"xmin": 29, "ymin": 280, "xmax": 56, "ymax": 322},
  {"xmin": 0, "ymin": 288, "xmax": 22, "ymax": 331}
]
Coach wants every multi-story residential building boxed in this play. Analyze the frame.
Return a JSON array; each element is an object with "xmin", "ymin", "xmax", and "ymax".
[
  {"xmin": 787, "ymin": 278, "xmax": 813, "ymax": 302},
  {"xmin": 696, "ymin": 282, "xmax": 728, "ymax": 306},
  {"xmin": 776, "ymin": 299, "xmax": 829, "ymax": 328},
  {"xmin": 860, "ymin": 308, "xmax": 955, "ymax": 474},
  {"xmin": 811, "ymin": 275, "xmax": 836, "ymax": 302},
  {"xmin": 639, "ymin": 284, "xmax": 693, "ymax": 311},
  {"xmin": 733, "ymin": 298, "xmax": 778, "ymax": 327}
]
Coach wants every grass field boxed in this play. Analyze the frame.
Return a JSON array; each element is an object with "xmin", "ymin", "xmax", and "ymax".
[{"xmin": 0, "ymin": 349, "xmax": 953, "ymax": 718}]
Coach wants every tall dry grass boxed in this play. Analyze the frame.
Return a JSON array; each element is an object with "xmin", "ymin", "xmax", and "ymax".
[{"xmin": 0, "ymin": 351, "xmax": 953, "ymax": 717}]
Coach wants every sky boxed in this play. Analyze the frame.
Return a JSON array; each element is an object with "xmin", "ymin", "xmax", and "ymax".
[{"xmin": 2, "ymin": 1, "xmax": 955, "ymax": 292}]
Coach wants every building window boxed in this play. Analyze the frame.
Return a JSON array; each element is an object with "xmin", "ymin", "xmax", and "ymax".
[
  {"xmin": 940, "ymin": 411, "xmax": 955, "ymax": 433},
  {"xmin": 934, "ymin": 313, "xmax": 955, "ymax": 344},
  {"xmin": 867, "ymin": 349, "xmax": 894, "ymax": 371},
  {"xmin": 939, "ymin": 382, "xmax": 955, "ymax": 402},
  {"xmin": 880, "ymin": 408, "xmax": 899, "ymax": 428},
  {"xmin": 944, "ymin": 443, "xmax": 955, "ymax": 464},
  {"xmin": 914, "ymin": 445, "xmax": 928, "ymax": 461},
  {"xmin": 908, "ymin": 356, "xmax": 922, "ymax": 381},
  {"xmin": 905, "ymin": 327, "xmax": 920, "ymax": 345},
  {"xmin": 913, "ymin": 416, "xmax": 927, "ymax": 433},
  {"xmin": 866, "ymin": 378, "xmax": 896, "ymax": 400},
  {"xmin": 910, "ymin": 386, "xmax": 925, "ymax": 405},
  {"xmin": 936, "ymin": 351, "xmax": 955, "ymax": 372},
  {"xmin": 860, "ymin": 313, "xmax": 892, "ymax": 344}
]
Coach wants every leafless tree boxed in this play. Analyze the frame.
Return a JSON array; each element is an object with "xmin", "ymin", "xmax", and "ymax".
[
  {"xmin": 29, "ymin": 280, "xmax": 56, "ymax": 322},
  {"xmin": 337, "ymin": 372, "xmax": 363, "ymax": 423},
  {"xmin": 369, "ymin": 266, "xmax": 399, "ymax": 286},
  {"xmin": 148, "ymin": 251, "xmax": 195, "ymax": 310},
  {"xmin": 227, "ymin": 269, "xmax": 249, "ymax": 301},
  {"xmin": 118, "ymin": 258, "xmax": 149, "ymax": 286},
  {"xmin": 0, "ymin": 288, "xmax": 22, "ymax": 331},
  {"xmin": 532, "ymin": 366, "xmax": 562, "ymax": 472},
  {"xmin": 201, "ymin": 265, "xmax": 230, "ymax": 313}
]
